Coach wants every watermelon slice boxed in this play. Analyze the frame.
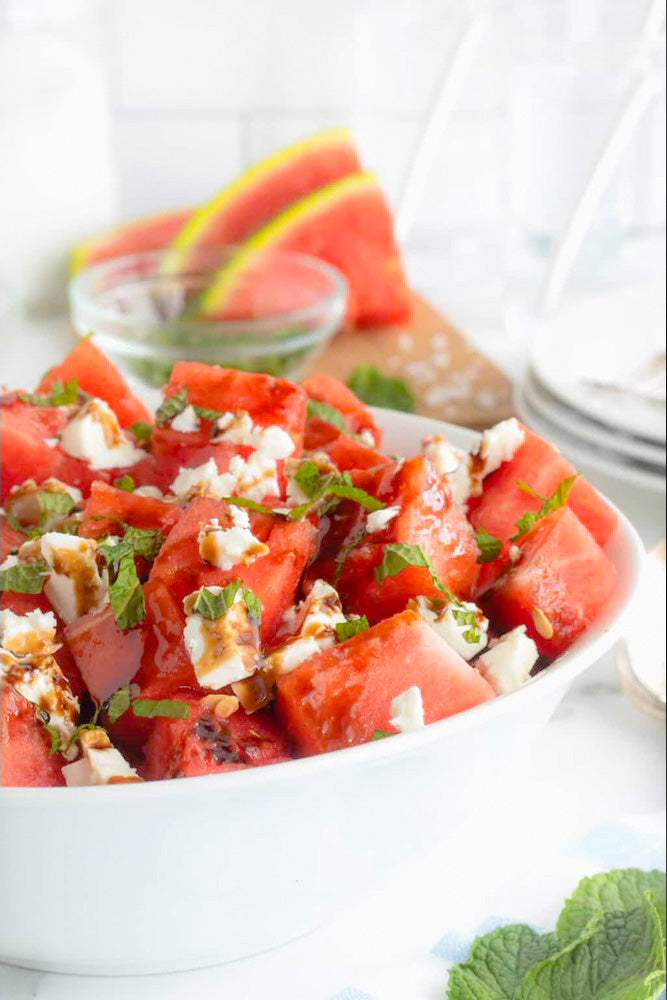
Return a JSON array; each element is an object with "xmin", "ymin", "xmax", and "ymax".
[
  {"xmin": 196, "ymin": 173, "xmax": 412, "ymax": 328},
  {"xmin": 164, "ymin": 128, "xmax": 361, "ymax": 271},
  {"xmin": 65, "ymin": 605, "xmax": 144, "ymax": 703},
  {"xmin": 70, "ymin": 208, "xmax": 192, "ymax": 276},
  {"xmin": 1, "ymin": 684, "xmax": 66, "ymax": 787},
  {"xmin": 275, "ymin": 609, "xmax": 495, "ymax": 755}
]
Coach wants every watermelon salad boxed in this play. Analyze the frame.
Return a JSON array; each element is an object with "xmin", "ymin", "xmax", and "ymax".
[{"xmin": 0, "ymin": 341, "xmax": 619, "ymax": 787}]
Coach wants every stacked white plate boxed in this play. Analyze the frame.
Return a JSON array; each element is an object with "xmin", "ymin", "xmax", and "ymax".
[{"xmin": 514, "ymin": 283, "xmax": 666, "ymax": 493}]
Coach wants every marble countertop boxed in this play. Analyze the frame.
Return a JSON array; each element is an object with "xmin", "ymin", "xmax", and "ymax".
[{"xmin": 1, "ymin": 292, "xmax": 664, "ymax": 999}]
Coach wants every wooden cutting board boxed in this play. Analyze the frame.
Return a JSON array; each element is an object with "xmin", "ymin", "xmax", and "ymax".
[{"xmin": 308, "ymin": 292, "xmax": 513, "ymax": 430}]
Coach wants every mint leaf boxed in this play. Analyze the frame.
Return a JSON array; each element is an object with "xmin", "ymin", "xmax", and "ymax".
[
  {"xmin": 130, "ymin": 421, "xmax": 153, "ymax": 442},
  {"xmin": 242, "ymin": 585, "xmax": 262, "ymax": 626},
  {"xmin": 516, "ymin": 896, "xmax": 666, "ymax": 1000},
  {"xmin": 132, "ymin": 699, "xmax": 190, "ymax": 720},
  {"xmin": 35, "ymin": 708, "xmax": 62, "ymax": 755},
  {"xmin": 371, "ymin": 729, "xmax": 390, "ymax": 740},
  {"xmin": 557, "ymin": 869, "xmax": 666, "ymax": 945},
  {"xmin": 306, "ymin": 398, "xmax": 347, "ymax": 433},
  {"xmin": 0, "ymin": 559, "xmax": 49, "ymax": 594},
  {"xmin": 108, "ymin": 551, "xmax": 145, "ymax": 631},
  {"xmin": 346, "ymin": 366, "xmax": 414, "ymax": 413},
  {"xmin": 155, "ymin": 387, "xmax": 188, "ymax": 427},
  {"xmin": 335, "ymin": 617, "xmax": 369, "ymax": 642},
  {"xmin": 294, "ymin": 461, "xmax": 327, "ymax": 500},
  {"xmin": 122, "ymin": 527, "xmax": 164, "ymax": 561},
  {"xmin": 374, "ymin": 543, "xmax": 460, "ymax": 605},
  {"xmin": 510, "ymin": 475, "xmax": 580, "ymax": 542},
  {"xmin": 193, "ymin": 404, "xmax": 223, "ymax": 423},
  {"xmin": 191, "ymin": 581, "xmax": 241, "ymax": 621},
  {"xmin": 113, "ymin": 475, "xmax": 135, "ymax": 492},
  {"xmin": 327, "ymin": 479, "xmax": 385, "ymax": 512},
  {"xmin": 287, "ymin": 465, "xmax": 385, "ymax": 521},
  {"xmin": 17, "ymin": 378, "xmax": 79, "ymax": 408},
  {"xmin": 106, "ymin": 686, "xmax": 131, "ymax": 724},
  {"xmin": 448, "ymin": 925, "xmax": 560, "ymax": 1000},
  {"xmin": 452, "ymin": 608, "xmax": 481, "ymax": 644},
  {"xmin": 475, "ymin": 528, "xmax": 503, "ymax": 564}
]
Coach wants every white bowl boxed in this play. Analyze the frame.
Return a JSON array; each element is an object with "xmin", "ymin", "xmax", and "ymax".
[{"xmin": 0, "ymin": 410, "xmax": 644, "ymax": 975}]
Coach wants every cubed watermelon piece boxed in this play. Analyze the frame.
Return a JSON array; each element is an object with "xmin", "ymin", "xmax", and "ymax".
[
  {"xmin": 79, "ymin": 481, "xmax": 181, "ymax": 541},
  {"xmin": 275, "ymin": 609, "xmax": 494, "ymax": 755},
  {"xmin": 319, "ymin": 434, "xmax": 388, "ymax": 472},
  {"xmin": 1, "ymin": 684, "xmax": 65, "ymax": 787},
  {"xmin": 0, "ymin": 404, "xmax": 64, "ymax": 501},
  {"xmin": 482, "ymin": 506, "xmax": 618, "ymax": 658},
  {"xmin": 38, "ymin": 340, "xmax": 152, "ymax": 428},
  {"xmin": 165, "ymin": 363, "xmax": 307, "ymax": 453},
  {"xmin": 468, "ymin": 427, "xmax": 618, "ymax": 549},
  {"xmin": 303, "ymin": 373, "xmax": 381, "ymax": 449},
  {"xmin": 65, "ymin": 605, "xmax": 145, "ymax": 702},
  {"xmin": 141, "ymin": 701, "xmax": 292, "ymax": 780}
]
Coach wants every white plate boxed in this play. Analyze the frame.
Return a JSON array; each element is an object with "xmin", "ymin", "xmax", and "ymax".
[
  {"xmin": 0, "ymin": 409, "xmax": 645, "ymax": 975},
  {"xmin": 529, "ymin": 282, "xmax": 666, "ymax": 445},
  {"xmin": 515, "ymin": 384, "xmax": 666, "ymax": 494},
  {"xmin": 523, "ymin": 369, "xmax": 666, "ymax": 468}
]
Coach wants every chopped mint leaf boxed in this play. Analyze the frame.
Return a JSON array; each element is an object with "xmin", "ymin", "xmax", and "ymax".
[
  {"xmin": 557, "ymin": 869, "xmax": 666, "ymax": 944},
  {"xmin": 327, "ymin": 479, "xmax": 385, "ymax": 512},
  {"xmin": 510, "ymin": 475, "xmax": 580, "ymax": 542},
  {"xmin": 242, "ymin": 585, "xmax": 262, "ymax": 626},
  {"xmin": 374, "ymin": 543, "xmax": 460, "ymax": 605},
  {"xmin": 193, "ymin": 404, "xmax": 223, "ymax": 423},
  {"xmin": 106, "ymin": 686, "xmax": 132, "ymax": 724},
  {"xmin": 371, "ymin": 729, "xmax": 390, "ymax": 740},
  {"xmin": 288, "ymin": 465, "xmax": 385, "ymax": 521},
  {"xmin": 346, "ymin": 366, "xmax": 414, "ymax": 413},
  {"xmin": 475, "ymin": 528, "xmax": 503, "ymax": 564},
  {"xmin": 452, "ymin": 608, "xmax": 481, "ymax": 644},
  {"xmin": 131, "ymin": 698, "xmax": 190, "ymax": 720},
  {"xmin": 39, "ymin": 491, "xmax": 76, "ymax": 523},
  {"xmin": 35, "ymin": 708, "xmax": 62, "ymax": 755},
  {"xmin": 113, "ymin": 475, "xmax": 135, "ymax": 492},
  {"xmin": 0, "ymin": 559, "xmax": 49, "ymax": 594},
  {"xmin": 108, "ymin": 551, "xmax": 145, "ymax": 631},
  {"xmin": 294, "ymin": 461, "xmax": 327, "ymax": 500},
  {"xmin": 335, "ymin": 617, "xmax": 370, "ymax": 642},
  {"xmin": 17, "ymin": 378, "xmax": 80, "ymax": 408},
  {"xmin": 223, "ymin": 497, "xmax": 278, "ymax": 516},
  {"xmin": 155, "ymin": 387, "xmax": 188, "ymax": 427},
  {"xmin": 122, "ymin": 527, "xmax": 164, "ymax": 561},
  {"xmin": 130, "ymin": 421, "xmax": 153, "ymax": 442},
  {"xmin": 516, "ymin": 896, "xmax": 665, "ymax": 1000},
  {"xmin": 306, "ymin": 398, "xmax": 347, "ymax": 433},
  {"xmin": 448, "ymin": 925, "xmax": 560, "ymax": 1000}
]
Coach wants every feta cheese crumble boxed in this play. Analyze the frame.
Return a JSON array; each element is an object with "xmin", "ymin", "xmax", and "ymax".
[
  {"xmin": 408, "ymin": 595, "xmax": 489, "ymax": 660},
  {"xmin": 198, "ymin": 508, "xmax": 269, "ymax": 571},
  {"xmin": 264, "ymin": 580, "xmax": 347, "ymax": 676},
  {"xmin": 170, "ymin": 452, "xmax": 281, "ymax": 504},
  {"xmin": 59, "ymin": 398, "xmax": 144, "ymax": 470},
  {"xmin": 214, "ymin": 411, "xmax": 295, "ymax": 460},
  {"xmin": 40, "ymin": 533, "xmax": 108, "ymax": 624},
  {"xmin": 366, "ymin": 505, "xmax": 400, "ymax": 534},
  {"xmin": 62, "ymin": 728, "xmax": 140, "ymax": 785},
  {"xmin": 0, "ymin": 608, "xmax": 58, "ymax": 658},
  {"xmin": 422, "ymin": 418, "xmax": 525, "ymax": 508},
  {"xmin": 389, "ymin": 686, "xmax": 425, "ymax": 733},
  {"xmin": 474, "ymin": 626, "xmax": 539, "ymax": 695},
  {"xmin": 170, "ymin": 404, "xmax": 200, "ymax": 434},
  {"xmin": 182, "ymin": 587, "xmax": 260, "ymax": 689},
  {"xmin": 358, "ymin": 429, "xmax": 376, "ymax": 448}
]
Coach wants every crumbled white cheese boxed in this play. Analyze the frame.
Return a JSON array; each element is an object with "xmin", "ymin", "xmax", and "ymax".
[
  {"xmin": 474, "ymin": 418, "xmax": 525, "ymax": 480},
  {"xmin": 0, "ymin": 554, "xmax": 18, "ymax": 571},
  {"xmin": 408, "ymin": 595, "xmax": 489, "ymax": 660},
  {"xmin": 59, "ymin": 398, "xmax": 144, "ymax": 470},
  {"xmin": 198, "ymin": 509, "xmax": 269, "ymax": 571},
  {"xmin": 509, "ymin": 544, "xmax": 522, "ymax": 563},
  {"xmin": 366, "ymin": 505, "xmax": 400, "ymax": 534},
  {"xmin": 133, "ymin": 485, "xmax": 166, "ymax": 500},
  {"xmin": 265, "ymin": 635, "xmax": 321, "ymax": 676},
  {"xmin": 170, "ymin": 404, "xmax": 200, "ymax": 434},
  {"xmin": 0, "ymin": 608, "xmax": 57, "ymax": 657},
  {"xmin": 214, "ymin": 411, "xmax": 295, "ymax": 460},
  {"xmin": 229, "ymin": 452, "xmax": 280, "ymax": 502},
  {"xmin": 358, "ymin": 429, "xmax": 376, "ymax": 448},
  {"xmin": 389, "ymin": 686, "xmax": 425, "ymax": 733},
  {"xmin": 299, "ymin": 579, "xmax": 347, "ymax": 648},
  {"xmin": 170, "ymin": 459, "xmax": 237, "ymax": 502},
  {"xmin": 422, "ymin": 436, "xmax": 472, "ymax": 507},
  {"xmin": 40, "ymin": 533, "xmax": 108, "ymax": 625},
  {"xmin": 182, "ymin": 588, "xmax": 260, "ymax": 689},
  {"xmin": 475, "ymin": 625, "xmax": 538, "ymax": 695},
  {"xmin": 62, "ymin": 728, "xmax": 140, "ymax": 785}
]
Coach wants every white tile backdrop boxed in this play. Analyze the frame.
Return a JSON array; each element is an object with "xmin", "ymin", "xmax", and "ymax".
[{"xmin": 99, "ymin": 0, "xmax": 663, "ymax": 237}]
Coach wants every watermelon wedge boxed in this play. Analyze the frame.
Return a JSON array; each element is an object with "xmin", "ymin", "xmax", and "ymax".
[
  {"xmin": 164, "ymin": 128, "xmax": 361, "ymax": 271},
  {"xmin": 70, "ymin": 208, "xmax": 192, "ymax": 276},
  {"xmin": 196, "ymin": 173, "xmax": 412, "ymax": 328}
]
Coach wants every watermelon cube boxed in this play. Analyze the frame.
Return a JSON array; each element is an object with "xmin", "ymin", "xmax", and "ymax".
[
  {"xmin": 1, "ymin": 684, "xmax": 65, "ymax": 787},
  {"xmin": 79, "ymin": 481, "xmax": 181, "ymax": 541},
  {"xmin": 303, "ymin": 373, "xmax": 381, "ymax": 450},
  {"xmin": 482, "ymin": 506, "xmax": 618, "ymax": 658},
  {"xmin": 275, "ymin": 609, "xmax": 494, "ymax": 755},
  {"xmin": 65, "ymin": 605, "xmax": 145, "ymax": 702}
]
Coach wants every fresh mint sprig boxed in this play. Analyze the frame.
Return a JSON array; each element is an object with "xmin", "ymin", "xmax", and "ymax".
[
  {"xmin": 510, "ymin": 475, "xmax": 579, "ymax": 542},
  {"xmin": 0, "ymin": 559, "xmax": 50, "ymax": 594},
  {"xmin": 17, "ymin": 378, "xmax": 80, "ymax": 408}
]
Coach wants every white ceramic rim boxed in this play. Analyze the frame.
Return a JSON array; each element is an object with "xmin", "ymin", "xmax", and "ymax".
[{"xmin": 0, "ymin": 410, "xmax": 645, "ymax": 805}]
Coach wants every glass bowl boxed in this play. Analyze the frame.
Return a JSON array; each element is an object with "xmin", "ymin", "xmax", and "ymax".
[{"xmin": 68, "ymin": 247, "xmax": 347, "ymax": 389}]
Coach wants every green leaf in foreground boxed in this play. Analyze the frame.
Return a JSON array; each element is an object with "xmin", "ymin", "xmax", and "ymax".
[
  {"xmin": 374, "ymin": 543, "xmax": 460, "ymax": 606},
  {"xmin": 130, "ymin": 421, "xmax": 153, "ymax": 442},
  {"xmin": 108, "ymin": 551, "xmax": 145, "ymax": 631},
  {"xmin": 346, "ymin": 365, "xmax": 414, "ymax": 413},
  {"xmin": 131, "ymin": 699, "xmax": 190, "ymax": 720},
  {"xmin": 306, "ymin": 398, "xmax": 347, "ymax": 433},
  {"xmin": 113, "ymin": 475, "xmax": 135, "ymax": 492},
  {"xmin": 516, "ymin": 896, "xmax": 666, "ymax": 1000},
  {"xmin": 106, "ymin": 686, "xmax": 132, "ymax": 725},
  {"xmin": 510, "ymin": 475, "xmax": 579, "ymax": 542},
  {"xmin": 155, "ymin": 387, "xmax": 188, "ymax": 427},
  {"xmin": 190, "ymin": 581, "xmax": 261, "ymax": 625},
  {"xmin": 17, "ymin": 378, "xmax": 79, "ymax": 408},
  {"xmin": 475, "ymin": 528, "xmax": 503, "ymax": 564},
  {"xmin": 0, "ymin": 559, "xmax": 49, "ymax": 594},
  {"xmin": 448, "ymin": 925, "xmax": 560, "ymax": 1000},
  {"xmin": 335, "ymin": 617, "xmax": 369, "ymax": 642},
  {"xmin": 557, "ymin": 868, "xmax": 666, "ymax": 944},
  {"xmin": 371, "ymin": 729, "xmax": 390, "ymax": 740}
]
